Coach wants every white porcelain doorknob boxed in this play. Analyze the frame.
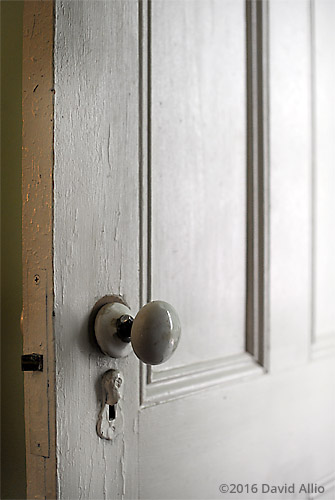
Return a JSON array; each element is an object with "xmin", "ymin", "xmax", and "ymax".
[{"xmin": 94, "ymin": 296, "xmax": 181, "ymax": 365}]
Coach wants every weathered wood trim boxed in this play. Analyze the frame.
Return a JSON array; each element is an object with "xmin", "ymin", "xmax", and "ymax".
[
  {"xmin": 22, "ymin": 1, "xmax": 56, "ymax": 498},
  {"xmin": 53, "ymin": 1, "xmax": 140, "ymax": 497}
]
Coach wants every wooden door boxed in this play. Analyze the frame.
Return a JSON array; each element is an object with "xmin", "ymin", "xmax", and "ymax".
[{"xmin": 22, "ymin": 0, "xmax": 335, "ymax": 499}]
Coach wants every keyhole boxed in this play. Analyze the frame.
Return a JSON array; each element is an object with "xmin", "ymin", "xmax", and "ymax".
[{"xmin": 108, "ymin": 404, "xmax": 115, "ymax": 421}]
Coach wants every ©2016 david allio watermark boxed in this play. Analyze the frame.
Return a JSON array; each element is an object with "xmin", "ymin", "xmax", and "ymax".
[{"xmin": 219, "ymin": 483, "xmax": 325, "ymax": 495}]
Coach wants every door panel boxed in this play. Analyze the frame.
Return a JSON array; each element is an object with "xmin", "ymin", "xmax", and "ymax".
[
  {"xmin": 268, "ymin": 0, "xmax": 311, "ymax": 372},
  {"xmin": 142, "ymin": 0, "xmax": 261, "ymax": 406},
  {"xmin": 313, "ymin": 0, "xmax": 335, "ymax": 344},
  {"xmin": 151, "ymin": 0, "xmax": 247, "ymax": 369}
]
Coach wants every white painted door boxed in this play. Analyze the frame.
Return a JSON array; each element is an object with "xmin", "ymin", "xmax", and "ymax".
[{"xmin": 52, "ymin": 0, "xmax": 335, "ymax": 499}]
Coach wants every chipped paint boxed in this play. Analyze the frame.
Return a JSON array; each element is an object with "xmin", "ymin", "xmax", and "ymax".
[{"xmin": 53, "ymin": 0, "xmax": 140, "ymax": 497}]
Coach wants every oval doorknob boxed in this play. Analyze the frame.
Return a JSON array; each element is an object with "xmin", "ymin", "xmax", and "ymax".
[{"xmin": 94, "ymin": 298, "xmax": 181, "ymax": 365}]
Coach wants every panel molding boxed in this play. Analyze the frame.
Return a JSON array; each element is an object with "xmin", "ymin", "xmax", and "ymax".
[
  {"xmin": 246, "ymin": 0, "xmax": 270, "ymax": 368},
  {"xmin": 139, "ymin": 0, "xmax": 150, "ymax": 309},
  {"xmin": 141, "ymin": 353, "xmax": 263, "ymax": 407},
  {"xmin": 310, "ymin": 0, "xmax": 317, "ymax": 348},
  {"xmin": 139, "ymin": 0, "xmax": 268, "ymax": 406}
]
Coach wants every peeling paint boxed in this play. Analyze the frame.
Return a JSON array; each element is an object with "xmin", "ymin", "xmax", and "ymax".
[{"xmin": 54, "ymin": 0, "xmax": 140, "ymax": 497}]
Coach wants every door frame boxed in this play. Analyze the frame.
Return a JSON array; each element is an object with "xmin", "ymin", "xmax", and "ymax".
[{"xmin": 22, "ymin": 1, "xmax": 56, "ymax": 498}]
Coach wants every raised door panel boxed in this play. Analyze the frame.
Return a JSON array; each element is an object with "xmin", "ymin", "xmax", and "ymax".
[
  {"xmin": 268, "ymin": 0, "xmax": 312, "ymax": 371},
  {"xmin": 149, "ymin": 0, "xmax": 248, "ymax": 373},
  {"xmin": 151, "ymin": 0, "xmax": 247, "ymax": 369},
  {"xmin": 313, "ymin": 0, "xmax": 335, "ymax": 346}
]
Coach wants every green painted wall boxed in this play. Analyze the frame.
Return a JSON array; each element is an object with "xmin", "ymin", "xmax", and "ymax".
[{"xmin": 1, "ymin": 1, "xmax": 26, "ymax": 499}]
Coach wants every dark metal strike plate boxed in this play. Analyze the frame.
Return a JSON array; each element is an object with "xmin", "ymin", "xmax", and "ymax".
[{"xmin": 21, "ymin": 354, "xmax": 43, "ymax": 372}]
